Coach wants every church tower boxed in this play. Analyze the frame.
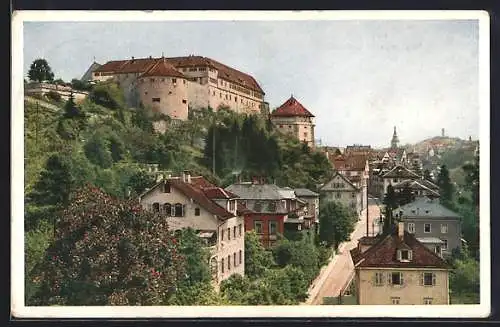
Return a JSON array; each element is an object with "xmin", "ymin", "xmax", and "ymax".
[{"xmin": 390, "ymin": 126, "xmax": 400, "ymax": 149}]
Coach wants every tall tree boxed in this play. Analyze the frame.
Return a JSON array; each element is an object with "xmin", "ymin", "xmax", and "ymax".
[
  {"xmin": 244, "ymin": 231, "xmax": 275, "ymax": 280},
  {"xmin": 382, "ymin": 184, "xmax": 398, "ymax": 233},
  {"xmin": 437, "ymin": 164, "xmax": 454, "ymax": 208},
  {"xmin": 318, "ymin": 200, "xmax": 356, "ymax": 249},
  {"xmin": 30, "ymin": 185, "xmax": 186, "ymax": 306},
  {"xmin": 28, "ymin": 58, "xmax": 54, "ymax": 83}
]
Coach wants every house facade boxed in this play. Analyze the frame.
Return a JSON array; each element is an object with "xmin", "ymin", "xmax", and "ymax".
[
  {"xmin": 394, "ymin": 197, "xmax": 462, "ymax": 257},
  {"xmin": 392, "ymin": 179, "xmax": 440, "ymax": 199},
  {"xmin": 269, "ymin": 96, "xmax": 315, "ymax": 148},
  {"xmin": 319, "ymin": 172, "xmax": 363, "ymax": 217},
  {"xmin": 375, "ymin": 165, "xmax": 421, "ymax": 197},
  {"xmin": 226, "ymin": 182, "xmax": 308, "ymax": 248},
  {"xmin": 350, "ymin": 222, "xmax": 451, "ymax": 305},
  {"xmin": 294, "ymin": 188, "xmax": 320, "ymax": 229},
  {"xmin": 90, "ymin": 55, "xmax": 265, "ymax": 119},
  {"xmin": 138, "ymin": 171, "xmax": 245, "ymax": 284}
]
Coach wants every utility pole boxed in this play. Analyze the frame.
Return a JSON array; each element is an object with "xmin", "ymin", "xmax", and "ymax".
[
  {"xmin": 35, "ymin": 101, "xmax": 40, "ymax": 146},
  {"xmin": 212, "ymin": 118, "xmax": 216, "ymax": 175}
]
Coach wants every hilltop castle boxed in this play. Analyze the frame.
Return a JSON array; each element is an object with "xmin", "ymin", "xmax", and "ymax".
[{"xmin": 87, "ymin": 55, "xmax": 268, "ymax": 120}]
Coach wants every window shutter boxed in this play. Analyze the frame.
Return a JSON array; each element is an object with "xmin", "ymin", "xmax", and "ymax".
[
  {"xmin": 420, "ymin": 273, "xmax": 424, "ymax": 286},
  {"xmin": 408, "ymin": 250, "xmax": 413, "ymax": 261},
  {"xmin": 432, "ymin": 273, "xmax": 437, "ymax": 286},
  {"xmin": 400, "ymin": 273, "xmax": 404, "ymax": 285},
  {"xmin": 397, "ymin": 250, "xmax": 401, "ymax": 261},
  {"xmin": 372, "ymin": 273, "xmax": 377, "ymax": 285},
  {"xmin": 171, "ymin": 206, "xmax": 175, "ymax": 216},
  {"xmin": 387, "ymin": 272, "xmax": 392, "ymax": 285},
  {"xmin": 182, "ymin": 205, "xmax": 186, "ymax": 217}
]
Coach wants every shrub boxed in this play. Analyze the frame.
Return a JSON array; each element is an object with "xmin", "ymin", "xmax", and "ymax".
[{"xmin": 45, "ymin": 90, "xmax": 62, "ymax": 102}]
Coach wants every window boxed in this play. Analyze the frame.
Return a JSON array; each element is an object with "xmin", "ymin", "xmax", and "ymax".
[
  {"xmin": 336, "ymin": 192, "xmax": 341, "ymax": 199},
  {"xmin": 441, "ymin": 224, "xmax": 448, "ymax": 234},
  {"xmin": 150, "ymin": 78, "xmax": 155, "ymax": 82},
  {"xmin": 235, "ymin": 97, "xmax": 237, "ymax": 102},
  {"xmin": 434, "ymin": 245, "xmax": 442, "ymax": 256},
  {"xmin": 374, "ymin": 272, "xmax": 384, "ymax": 286},
  {"xmin": 163, "ymin": 183, "xmax": 171, "ymax": 193},
  {"xmin": 195, "ymin": 208, "xmax": 200, "ymax": 216},
  {"xmin": 221, "ymin": 258, "xmax": 224, "ymax": 273},
  {"xmin": 424, "ymin": 223, "xmax": 432, "ymax": 233},
  {"xmin": 269, "ymin": 221, "xmax": 278, "ymax": 235},
  {"xmin": 221, "ymin": 229, "xmax": 224, "ymax": 241},
  {"xmin": 442, "ymin": 239, "xmax": 448, "ymax": 250},
  {"xmin": 422, "ymin": 272, "xmax": 436, "ymax": 286},
  {"xmin": 254, "ymin": 221, "xmax": 263, "ymax": 234},
  {"xmin": 239, "ymin": 250, "xmax": 242, "ymax": 264},
  {"xmin": 163, "ymin": 203, "xmax": 172, "ymax": 216},
  {"xmin": 391, "ymin": 272, "xmax": 403, "ymax": 285},
  {"xmin": 182, "ymin": 99, "xmax": 187, "ymax": 104},
  {"xmin": 152, "ymin": 202, "xmax": 160, "ymax": 213},
  {"xmin": 213, "ymin": 91, "xmax": 216, "ymax": 96},
  {"xmin": 304, "ymin": 132, "xmax": 308, "ymax": 137},
  {"xmin": 408, "ymin": 223, "xmax": 415, "ymax": 233},
  {"xmin": 152, "ymin": 98, "xmax": 160, "ymax": 102},
  {"xmin": 393, "ymin": 179, "xmax": 399, "ymax": 183},
  {"xmin": 161, "ymin": 78, "xmax": 165, "ymax": 82},
  {"xmin": 227, "ymin": 228, "xmax": 231, "ymax": 240},
  {"xmin": 233, "ymin": 226, "xmax": 237, "ymax": 239},
  {"xmin": 229, "ymin": 200, "xmax": 235, "ymax": 211},
  {"xmin": 351, "ymin": 192, "xmax": 356, "ymax": 198},
  {"xmin": 288, "ymin": 125, "xmax": 292, "ymax": 129},
  {"xmin": 268, "ymin": 201, "xmax": 277, "ymax": 212},
  {"xmin": 391, "ymin": 297, "xmax": 400, "ymax": 305},
  {"xmin": 254, "ymin": 201, "xmax": 263, "ymax": 212},
  {"xmin": 398, "ymin": 249, "xmax": 412, "ymax": 261},
  {"xmin": 174, "ymin": 203, "xmax": 183, "ymax": 217},
  {"xmin": 239, "ymin": 224, "xmax": 242, "ymax": 236},
  {"xmin": 234, "ymin": 253, "xmax": 237, "ymax": 266},
  {"xmin": 423, "ymin": 298, "xmax": 433, "ymax": 305},
  {"xmin": 227, "ymin": 255, "xmax": 231, "ymax": 270}
]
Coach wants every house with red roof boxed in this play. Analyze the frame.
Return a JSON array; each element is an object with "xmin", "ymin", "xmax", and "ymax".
[
  {"xmin": 270, "ymin": 95, "xmax": 315, "ymax": 148},
  {"xmin": 349, "ymin": 222, "xmax": 451, "ymax": 305},
  {"xmin": 138, "ymin": 171, "xmax": 245, "ymax": 285}
]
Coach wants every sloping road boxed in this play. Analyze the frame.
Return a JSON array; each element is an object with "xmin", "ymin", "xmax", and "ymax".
[{"xmin": 304, "ymin": 199, "xmax": 381, "ymax": 305}]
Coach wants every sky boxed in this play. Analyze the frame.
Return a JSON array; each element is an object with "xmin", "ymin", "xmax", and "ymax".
[{"xmin": 23, "ymin": 18, "xmax": 480, "ymax": 148}]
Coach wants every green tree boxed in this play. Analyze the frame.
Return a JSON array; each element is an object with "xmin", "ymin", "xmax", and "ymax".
[
  {"xmin": 382, "ymin": 184, "xmax": 398, "ymax": 233},
  {"xmin": 437, "ymin": 164, "xmax": 454, "ymax": 208},
  {"xmin": 244, "ymin": 231, "xmax": 275, "ymax": 279},
  {"xmin": 28, "ymin": 58, "xmax": 54, "ymax": 83},
  {"xmin": 30, "ymin": 185, "xmax": 186, "ymax": 305},
  {"xmin": 128, "ymin": 170, "xmax": 156, "ymax": 196},
  {"xmin": 84, "ymin": 133, "xmax": 113, "ymax": 169},
  {"xmin": 89, "ymin": 82, "xmax": 126, "ymax": 110},
  {"xmin": 318, "ymin": 200, "xmax": 356, "ymax": 249},
  {"xmin": 450, "ymin": 256, "xmax": 479, "ymax": 304}
]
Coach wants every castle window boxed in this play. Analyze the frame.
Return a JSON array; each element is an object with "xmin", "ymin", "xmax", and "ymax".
[
  {"xmin": 152, "ymin": 98, "xmax": 160, "ymax": 103},
  {"xmin": 145, "ymin": 92, "xmax": 148, "ymax": 95},
  {"xmin": 220, "ymin": 93, "xmax": 222, "ymax": 98},
  {"xmin": 182, "ymin": 99, "xmax": 187, "ymax": 104},
  {"xmin": 161, "ymin": 78, "xmax": 165, "ymax": 82},
  {"xmin": 195, "ymin": 208, "xmax": 200, "ymax": 216},
  {"xmin": 172, "ymin": 78, "xmax": 177, "ymax": 84},
  {"xmin": 150, "ymin": 78, "xmax": 155, "ymax": 82},
  {"xmin": 213, "ymin": 91, "xmax": 216, "ymax": 96},
  {"xmin": 183, "ymin": 80, "xmax": 186, "ymax": 84},
  {"xmin": 241, "ymin": 99, "xmax": 243, "ymax": 103},
  {"xmin": 235, "ymin": 96, "xmax": 237, "ymax": 102}
]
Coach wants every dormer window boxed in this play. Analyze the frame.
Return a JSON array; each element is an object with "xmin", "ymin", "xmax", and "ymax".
[{"xmin": 397, "ymin": 249, "xmax": 412, "ymax": 262}]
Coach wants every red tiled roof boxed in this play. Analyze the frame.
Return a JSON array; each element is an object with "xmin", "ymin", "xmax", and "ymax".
[
  {"xmin": 94, "ymin": 55, "xmax": 264, "ymax": 94},
  {"xmin": 332, "ymin": 154, "xmax": 368, "ymax": 171},
  {"xmin": 190, "ymin": 176, "xmax": 217, "ymax": 189},
  {"xmin": 270, "ymin": 96, "xmax": 314, "ymax": 118},
  {"xmin": 202, "ymin": 187, "xmax": 237, "ymax": 199},
  {"xmin": 168, "ymin": 179, "xmax": 234, "ymax": 220},
  {"xmin": 168, "ymin": 56, "xmax": 264, "ymax": 94},
  {"xmin": 140, "ymin": 59, "xmax": 185, "ymax": 78},
  {"xmin": 351, "ymin": 230, "xmax": 449, "ymax": 269}
]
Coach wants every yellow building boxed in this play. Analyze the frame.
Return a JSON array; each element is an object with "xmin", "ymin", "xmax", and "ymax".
[
  {"xmin": 138, "ymin": 171, "xmax": 245, "ymax": 285},
  {"xmin": 350, "ymin": 222, "xmax": 451, "ymax": 305},
  {"xmin": 91, "ymin": 55, "xmax": 265, "ymax": 119},
  {"xmin": 270, "ymin": 96, "xmax": 315, "ymax": 147}
]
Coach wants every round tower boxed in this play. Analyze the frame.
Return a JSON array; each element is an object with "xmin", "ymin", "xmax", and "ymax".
[{"xmin": 137, "ymin": 58, "xmax": 188, "ymax": 120}]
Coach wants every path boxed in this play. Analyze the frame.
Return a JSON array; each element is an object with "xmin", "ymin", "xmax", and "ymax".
[{"xmin": 304, "ymin": 198, "xmax": 382, "ymax": 305}]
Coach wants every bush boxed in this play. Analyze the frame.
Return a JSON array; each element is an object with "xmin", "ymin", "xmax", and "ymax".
[{"xmin": 45, "ymin": 90, "xmax": 62, "ymax": 102}]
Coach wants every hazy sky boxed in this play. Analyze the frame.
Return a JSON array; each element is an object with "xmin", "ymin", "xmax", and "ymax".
[{"xmin": 23, "ymin": 19, "xmax": 480, "ymax": 148}]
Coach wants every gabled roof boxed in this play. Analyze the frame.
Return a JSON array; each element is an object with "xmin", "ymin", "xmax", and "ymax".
[
  {"xmin": 395, "ymin": 196, "xmax": 460, "ymax": 218},
  {"xmin": 392, "ymin": 179, "xmax": 440, "ymax": 196},
  {"xmin": 332, "ymin": 154, "xmax": 368, "ymax": 172},
  {"xmin": 350, "ymin": 228, "xmax": 449, "ymax": 269},
  {"xmin": 139, "ymin": 177, "xmax": 235, "ymax": 220},
  {"xmin": 294, "ymin": 188, "xmax": 319, "ymax": 197},
  {"xmin": 226, "ymin": 183, "xmax": 286, "ymax": 200},
  {"xmin": 383, "ymin": 165, "xmax": 420, "ymax": 179},
  {"xmin": 140, "ymin": 58, "xmax": 185, "ymax": 78},
  {"xmin": 270, "ymin": 96, "xmax": 315, "ymax": 118},
  {"xmin": 81, "ymin": 62, "xmax": 102, "ymax": 81},
  {"xmin": 202, "ymin": 186, "xmax": 237, "ymax": 200},
  {"xmin": 94, "ymin": 55, "xmax": 264, "ymax": 94},
  {"xmin": 320, "ymin": 171, "xmax": 359, "ymax": 191}
]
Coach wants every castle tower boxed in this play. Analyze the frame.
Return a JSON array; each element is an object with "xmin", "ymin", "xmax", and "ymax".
[
  {"xmin": 136, "ymin": 58, "xmax": 189, "ymax": 121},
  {"xmin": 390, "ymin": 126, "xmax": 400, "ymax": 149},
  {"xmin": 270, "ymin": 95, "xmax": 315, "ymax": 148}
]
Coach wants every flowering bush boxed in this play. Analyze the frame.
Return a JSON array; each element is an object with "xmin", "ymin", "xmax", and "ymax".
[{"xmin": 30, "ymin": 184, "xmax": 186, "ymax": 305}]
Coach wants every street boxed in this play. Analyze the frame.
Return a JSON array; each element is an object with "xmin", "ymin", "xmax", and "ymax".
[{"xmin": 304, "ymin": 198, "xmax": 382, "ymax": 305}]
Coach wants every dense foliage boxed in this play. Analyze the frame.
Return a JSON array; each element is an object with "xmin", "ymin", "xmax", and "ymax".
[
  {"xmin": 29, "ymin": 185, "xmax": 186, "ymax": 305},
  {"xmin": 318, "ymin": 200, "xmax": 357, "ymax": 249},
  {"xmin": 28, "ymin": 58, "xmax": 54, "ymax": 82}
]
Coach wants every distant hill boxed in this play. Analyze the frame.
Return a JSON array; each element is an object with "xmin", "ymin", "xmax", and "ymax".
[{"xmin": 407, "ymin": 136, "xmax": 474, "ymax": 154}]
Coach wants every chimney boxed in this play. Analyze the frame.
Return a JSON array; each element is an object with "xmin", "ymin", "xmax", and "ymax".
[{"xmin": 398, "ymin": 222, "xmax": 405, "ymax": 240}]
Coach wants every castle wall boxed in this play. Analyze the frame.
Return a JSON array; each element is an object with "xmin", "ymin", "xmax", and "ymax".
[{"xmin": 137, "ymin": 76, "xmax": 189, "ymax": 120}]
